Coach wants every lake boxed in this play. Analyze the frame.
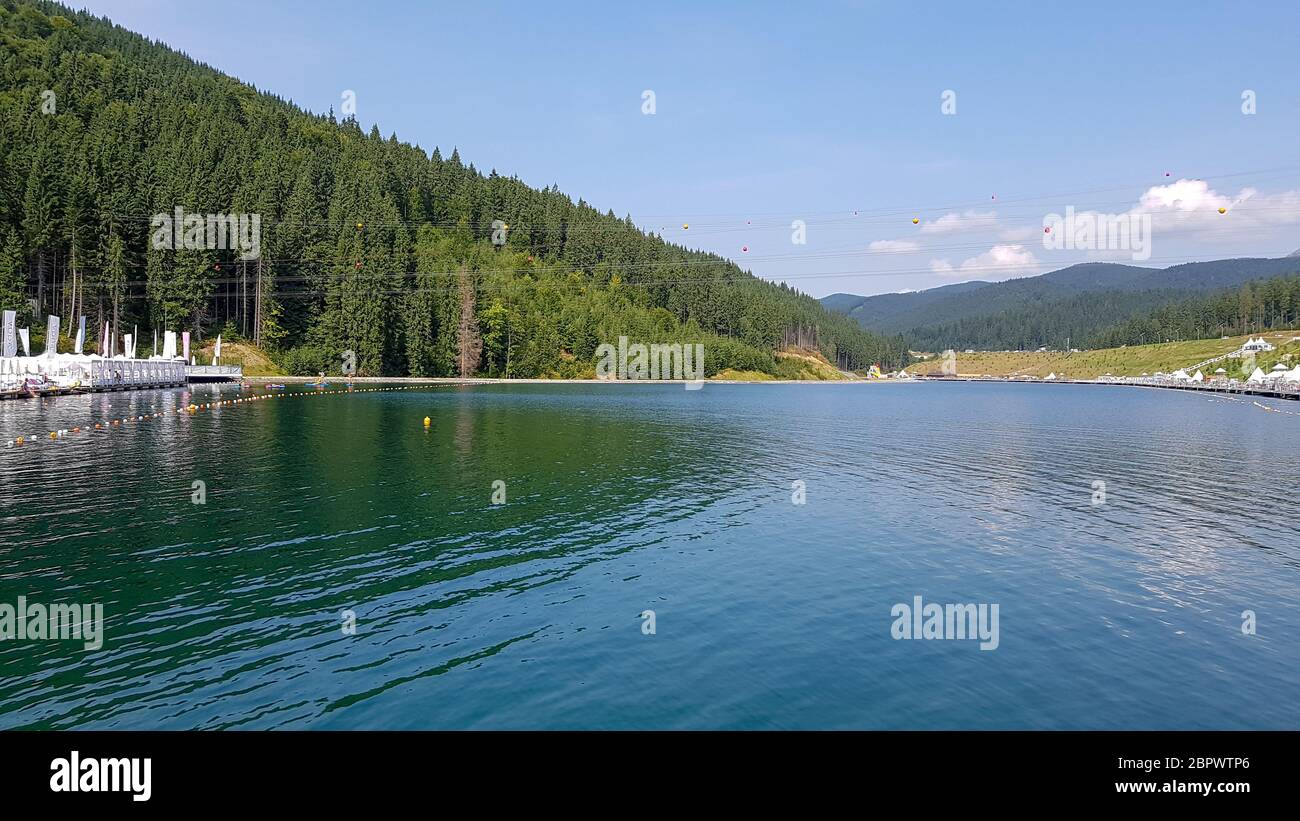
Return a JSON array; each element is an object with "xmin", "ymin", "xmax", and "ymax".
[{"xmin": 1, "ymin": 381, "xmax": 1297, "ymax": 729}]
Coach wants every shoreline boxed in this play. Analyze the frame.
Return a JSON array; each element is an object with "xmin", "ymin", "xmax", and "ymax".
[{"xmin": 244, "ymin": 375, "xmax": 881, "ymax": 386}]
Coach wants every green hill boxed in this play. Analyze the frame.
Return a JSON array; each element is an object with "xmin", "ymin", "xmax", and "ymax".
[
  {"xmin": 0, "ymin": 0, "xmax": 907, "ymax": 378},
  {"xmin": 823, "ymin": 258, "xmax": 1300, "ymax": 351}
]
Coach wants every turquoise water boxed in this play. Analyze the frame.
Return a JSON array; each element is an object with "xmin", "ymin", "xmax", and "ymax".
[{"xmin": 1, "ymin": 381, "xmax": 1297, "ymax": 729}]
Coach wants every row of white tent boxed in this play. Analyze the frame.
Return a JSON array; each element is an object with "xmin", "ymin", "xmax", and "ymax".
[
  {"xmin": 1244, "ymin": 364, "xmax": 1300, "ymax": 383},
  {"xmin": 1155, "ymin": 364, "xmax": 1300, "ymax": 383}
]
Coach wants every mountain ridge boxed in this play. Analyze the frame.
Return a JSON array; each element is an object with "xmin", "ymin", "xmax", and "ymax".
[{"xmin": 822, "ymin": 256, "xmax": 1300, "ymax": 349}]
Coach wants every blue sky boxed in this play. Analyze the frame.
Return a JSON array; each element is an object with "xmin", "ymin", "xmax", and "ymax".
[{"xmin": 82, "ymin": 0, "xmax": 1300, "ymax": 297}]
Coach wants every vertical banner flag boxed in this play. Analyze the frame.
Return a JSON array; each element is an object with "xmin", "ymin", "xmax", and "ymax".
[
  {"xmin": 19, "ymin": 328, "xmax": 30, "ymax": 357},
  {"xmin": 44, "ymin": 315, "xmax": 59, "ymax": 356},
  {"xmin": 75, "ymin": 316, "xmax": 86, "ymax": 354},
  {"xmin": 214, "ymin": 334, "xmax": 222, "ymax": 362},
  {"xmin": 99, "ymin": 322, "xmax": 109, "ymax": 356},
  {"xmin": 182, "ymin": 332, "xmax": 190, "ymax": 362},
  {"xmin": 163, "ymin": 331, "xmax": 177, "ymax": 360},
  {"xmin": 1, "ymin": 310, "xmax": 15, "ymax": 357},
  {"xmin": 124, "ymin": 334, "xmax": 133, "ymax": 361}
]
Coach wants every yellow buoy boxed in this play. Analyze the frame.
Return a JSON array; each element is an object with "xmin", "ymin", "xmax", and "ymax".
[
  {"xmin": 1218, "ymin": 207, "xmax": 1226, "ymax": 214},
  {"xmin": 423, "ymin": 416, "xmax": 431, "ymax": 428},
  {"xmin": 912, "ymin": 218, "xmax": 920, "ymax": 224}
]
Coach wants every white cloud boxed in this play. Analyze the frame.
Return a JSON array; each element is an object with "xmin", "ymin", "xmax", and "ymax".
[
  {"xmin": 921, "ymin": 209, "xmax": 998, "ymax": 235},
  {"xmin": 1137, "ymin": 178, "xmax": 1235, "ymax": 214},
  {"xmin": 930, "ymin": 244, "xmax": 1040, "ymax": 279},
  {"xmin": 868, "ymin": 239, "xmax": 920, "ymax": 253},
  {"xmin": 1124, "ymin": 178, "xmax": 1300, "ymax": 233}
]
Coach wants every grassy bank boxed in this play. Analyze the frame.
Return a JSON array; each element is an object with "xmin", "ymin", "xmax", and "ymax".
[{"xmin": 906, "ymin": 331, "xmax": 1300, "ymax": 379}]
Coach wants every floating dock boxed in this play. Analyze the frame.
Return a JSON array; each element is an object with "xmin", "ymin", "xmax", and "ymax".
[
  {"xmin": 923, "ymin": 375, "xmax": 1300, "ymax": 401},
  {"xmin": 1, "ymin": 355, "xmax": 241, "ymax": 399},
  {"xmin": 185, "ymin": 365, "xmax": 244, "ymax": 383}
]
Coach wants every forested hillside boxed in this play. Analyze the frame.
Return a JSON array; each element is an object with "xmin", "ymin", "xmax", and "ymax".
[
  {"xmin": 823, "ymin": 258, "xmax": 1300, "ymax": 352},
  {"xmin": 0, "ymin": 0, "xmax": 907, "ymax": 377},
  {"xmin": 1091, "ymin": 275, "xmax": 1300, "ymax": 348}
]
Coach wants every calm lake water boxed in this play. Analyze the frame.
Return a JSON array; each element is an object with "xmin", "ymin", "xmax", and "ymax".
[{"xmin": 1, "ymin": 381, "xmax": 1297, "ymax": 729}]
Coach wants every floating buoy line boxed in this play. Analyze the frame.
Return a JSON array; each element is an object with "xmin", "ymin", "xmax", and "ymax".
[
  {"xmin": 3, "ymin": 384, "xmax": 438, "ymax": 449},
  {"xmin": 1253, "ymin": 400, "xmax": 1300, "ymax": 416}
]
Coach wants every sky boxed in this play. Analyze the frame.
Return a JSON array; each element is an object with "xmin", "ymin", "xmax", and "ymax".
[{"xmin": 79, "ymin": 0, "xmax": 1300, "ymax": 298}]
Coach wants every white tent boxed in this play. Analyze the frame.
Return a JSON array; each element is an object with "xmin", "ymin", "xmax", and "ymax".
[
  {"xmin": 1287, "ymin": 366, "xmax": 1300, "ymax": 382},
  {"xmin": 1171, "ymin": 369, "xmax": 1191, "ymax": 380},
  {"xmin": 1191, "ymin": 370, "xmax": 1204, "ymax": 382},
  {"xmin": 1214, "ymin": 367, "xmax": 1227, "ymax": 374},
  {"xmin": 1044, "ymin": 372, "xmax": 1057, "ymax": 380},
  {"xmin": 1247, "ymin": 367, "xmax": 1266, "ymax": 383}
]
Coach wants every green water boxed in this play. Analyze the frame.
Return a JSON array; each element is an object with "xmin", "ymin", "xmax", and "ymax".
[{"xmin": 1, "ymin": 381, "xmax": 1298, "ymax": 728}]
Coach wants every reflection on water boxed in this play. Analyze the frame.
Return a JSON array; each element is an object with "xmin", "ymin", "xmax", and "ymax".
[{"xmin": 0, "ymin": 382, "xmax": 1297, "ymax": 729}]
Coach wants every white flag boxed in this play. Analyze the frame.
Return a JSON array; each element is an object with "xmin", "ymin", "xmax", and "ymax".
[
  {"xmin": 18, "ymin": 328, "xmax": 29, "ymax": 357},
  {"xmin": 75, "ymin": 316, "xmax": 86, "ymax": 354},
  {"xmin": 44, "ymin": 315, "xmax": 59, "ymax": 356},
  {"xmin": 1, "ymin": 310, "xmax": 15, "ymax": 357}
]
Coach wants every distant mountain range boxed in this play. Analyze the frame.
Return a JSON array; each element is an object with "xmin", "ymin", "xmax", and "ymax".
[{"xmin": 821, "ymin": 257, "xmax": 1300, "ymax": 350}]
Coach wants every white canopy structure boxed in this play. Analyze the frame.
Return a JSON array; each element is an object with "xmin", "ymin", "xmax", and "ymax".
[
  {"xmin": 1191, "ymin": 370, "xmax": 1204, "ymax": 382},
  {"xmin": 1247, "ymin": 367, "xmax": 1266, "ymax": 383},
  {"xmin": 1044, "ymin": 372, "xmax": 1057, "ymax": 380},
  {"xmin": 1171, "ymin": 369, "xmax": 1191, "ymax": 380}
]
